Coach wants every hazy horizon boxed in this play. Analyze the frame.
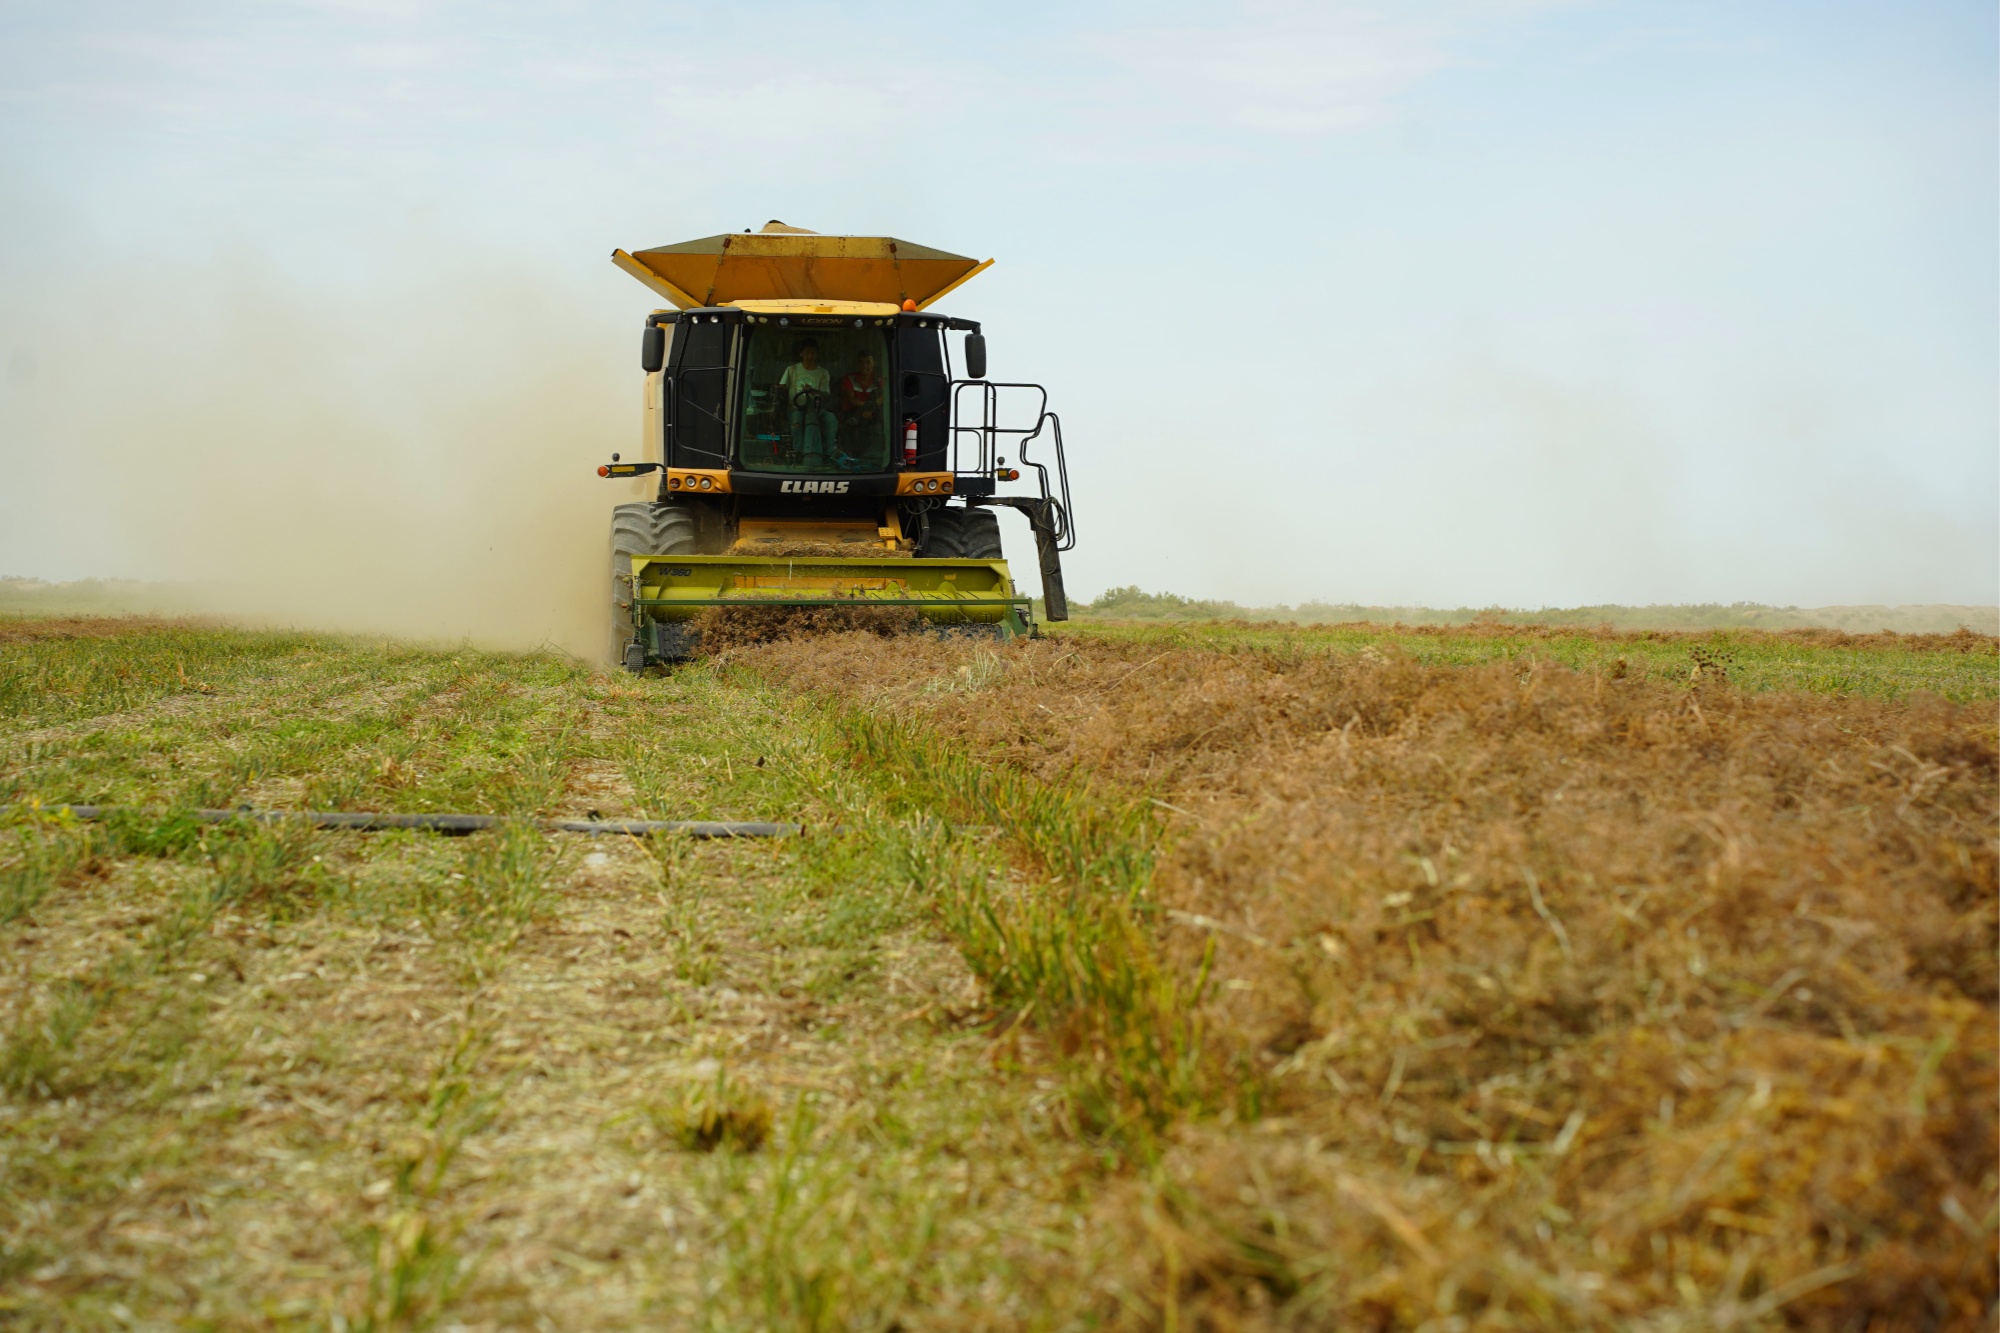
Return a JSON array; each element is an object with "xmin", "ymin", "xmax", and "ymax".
[{"xmin": 2, "ymin": 1, "xmax": 1993, "ymax": 656}]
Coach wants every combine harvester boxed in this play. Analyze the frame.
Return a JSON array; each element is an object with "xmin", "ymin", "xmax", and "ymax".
[{"xmin": 598, "ymin": 221, "xmax": 1075, "ymax": 668}]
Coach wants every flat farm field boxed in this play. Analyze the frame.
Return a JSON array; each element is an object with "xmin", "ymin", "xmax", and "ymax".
[
  {"xmin": 2, "ymin": 615, "xmax": 1994, "ymax": 1331},
  {"xmin": 1059, "ymin": 618, "xmax": 2000, "ymax": 702}
]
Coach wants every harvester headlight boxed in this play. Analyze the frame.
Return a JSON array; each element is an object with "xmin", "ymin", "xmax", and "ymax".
[
  {"xmin": 699, "ymin": 477, "xmax": 713, "ymax": 490},
  {"xmin": 668, "ymin": 476, "xmax": 681, "ymax": 489}
]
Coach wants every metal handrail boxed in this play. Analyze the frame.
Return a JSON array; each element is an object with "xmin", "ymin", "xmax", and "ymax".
[
  {"xmin": 946, "ymin": 380, "xmax": 1075, "ymax": 551},
  {"xmin": 1015, "ymin": 409, "xmax": 1074, "ymax": 551}
]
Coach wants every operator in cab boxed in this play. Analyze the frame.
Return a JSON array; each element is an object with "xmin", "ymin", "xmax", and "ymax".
[
  {"xmin": 838, "ymin": 351, "xmax": 883, "ymax": 438},
  {"xmin": 778, "ymin": 339, "xmax": 837, "ymax": 464}
]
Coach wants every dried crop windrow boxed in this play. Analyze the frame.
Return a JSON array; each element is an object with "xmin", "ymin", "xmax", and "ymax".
[
  {"xmin": 738, "ymin": 629, "xmax": 1999, "ymax": 1332},
  {"xmin": 1246, "ymin": 619, "xmax": 2000, "ymax": 654},
  {"xmin": 690, "ymin": 604, "xmax": 920, "ymax": 655}
]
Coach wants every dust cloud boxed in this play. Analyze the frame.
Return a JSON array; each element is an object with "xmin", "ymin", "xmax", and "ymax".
[{"xmin": 4, "ymin": 253, "xmax": 655, "ymax": 661}]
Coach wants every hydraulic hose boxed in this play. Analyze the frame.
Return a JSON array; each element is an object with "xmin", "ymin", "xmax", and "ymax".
[{"xmin": 6, "ymin": 806, "xmax": 800, "ymax": 839}]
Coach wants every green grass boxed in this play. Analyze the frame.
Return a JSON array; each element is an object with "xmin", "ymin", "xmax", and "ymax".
[
  {"xmin": 812, "ymin": 700, "xmax": 1222, "ymax": 1141},
  {"xmin": 0, "ymin": 623, "xmax": 1098, "ymax": 1329},
  {"xmin": 0, "ymin": 621, "xmax": 340, "ymax": 724},
  {"xmin": 1051, "ymin": 617, "xmax": 2000, "ymax": 701}
]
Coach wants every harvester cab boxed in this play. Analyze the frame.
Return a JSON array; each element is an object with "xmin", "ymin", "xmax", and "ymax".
[{"xmin": 599, "ymin": 221, "xmax": 1074, "ymax": 669}]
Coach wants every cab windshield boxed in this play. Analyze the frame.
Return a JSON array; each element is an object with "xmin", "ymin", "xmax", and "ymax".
[{"xmin": 738, "ymin": 326, "xmax": 893, "ymax": 473}]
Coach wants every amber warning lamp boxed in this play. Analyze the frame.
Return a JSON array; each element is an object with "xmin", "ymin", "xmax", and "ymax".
[{"xmin": 597, "ymin": 453, "xmax": 662, "ymax": 479}]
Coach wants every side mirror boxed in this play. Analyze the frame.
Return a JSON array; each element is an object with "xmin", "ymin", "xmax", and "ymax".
[
  {"xmin": 641, "ymin": 325, "xmax": 666, "ymax": 373},
  {"xmin": 964, "ymin": 333, "xmax": 987, "ymax": 381}
]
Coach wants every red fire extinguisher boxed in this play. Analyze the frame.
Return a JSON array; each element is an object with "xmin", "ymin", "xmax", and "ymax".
[{"xmin": 902, "ymin": 417, "xmax": 919, "ymax": 467}]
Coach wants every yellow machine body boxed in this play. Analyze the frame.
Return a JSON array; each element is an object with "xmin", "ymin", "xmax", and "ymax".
[
  {"xmin": 613, "ymin": 222, "xmax": 993, "ymax": 312},
  {"xmin": 605, "ymin": 221, "xmax": 1070, "ymax": 667}
]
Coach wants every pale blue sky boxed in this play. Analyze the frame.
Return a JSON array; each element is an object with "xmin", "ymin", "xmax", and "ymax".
[{"xmin": 2, "ymin": 1, "xmax": 1994, "ymax": 617}]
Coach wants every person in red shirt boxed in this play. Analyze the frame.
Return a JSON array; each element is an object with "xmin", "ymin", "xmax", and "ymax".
[{"xmin": 838, "ymin": 351, "xmax": 884, "ymax": 441}]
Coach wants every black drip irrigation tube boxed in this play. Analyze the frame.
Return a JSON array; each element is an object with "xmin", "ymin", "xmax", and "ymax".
[{"xmin": 8, "ymin": 805, "xmax": 801, "ymax": 839}]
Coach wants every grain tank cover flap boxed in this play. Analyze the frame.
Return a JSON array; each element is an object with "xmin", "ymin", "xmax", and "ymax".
[{"xmin": 621, "ymin": 230, "xmax": 986, "ymax": 308}]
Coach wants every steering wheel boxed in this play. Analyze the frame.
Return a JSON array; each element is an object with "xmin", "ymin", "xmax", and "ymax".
[{"xmin": 791, "ymin": 388, "xmax": 828, "ymax": 412}]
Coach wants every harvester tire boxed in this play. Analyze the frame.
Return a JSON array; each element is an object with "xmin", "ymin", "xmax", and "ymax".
[
  {"xmin": 959, "ymin": 507, "xmax": 1003, "ymax": 560},
  {"xmin": 611, "ymin": 503, "xmax": 698, "ymax": 669},
  {"xmin": 919, "ymin": 506, "xmax": 1003, "ymax": 560}
]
